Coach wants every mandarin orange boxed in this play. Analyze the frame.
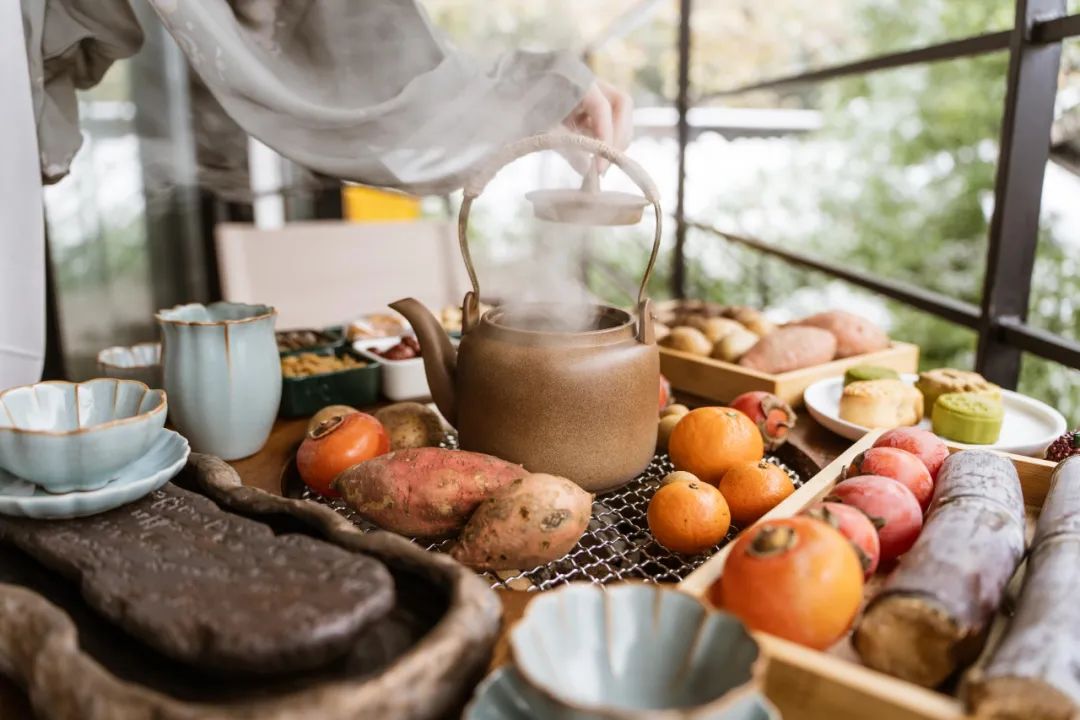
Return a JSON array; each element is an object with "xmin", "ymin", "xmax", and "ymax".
[
  {"xmin": 718, "ymin": 459, "xmax": 795, "ymax": 527},
  {"xmin": 667, "ymin": 407, "xmax": 764, "ymax": 485},
  {"xmin": 647, "ymin": 480, "xmax": 731, "ymax": 555}
]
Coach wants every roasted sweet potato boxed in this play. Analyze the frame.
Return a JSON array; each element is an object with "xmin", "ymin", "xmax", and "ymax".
[
  {"xmin": 449, "ymin": 473, "xmax": 592, "ymax": 571},
  {"xmin": 738, "ymin": 327, "xmax": 837, "ymax": 374},
  {"xmin": 332, "ymin": 448, "xmax": 526, "ymax": 538},
  {"xmin": 794, "ymin": 310, "xmax": 889, "ymax": 358}
]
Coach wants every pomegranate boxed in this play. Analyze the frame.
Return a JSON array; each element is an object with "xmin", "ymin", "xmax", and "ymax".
[
  {"xmin": 730, "ymin": 391, "xmax": 796, "ymax": 451},
  {"xmin": 846, "ymin": 447, "xmax": 934, "ymax": 511},
  {"xmin": 828, "ymin": 475, "xmax": 923, "ymax": 562},
  {"xmin": 874, "ymin": 427, "xmax": 949, "ymax": 480},
  {"xmin": 802, "ymin": 501, "xmax": 881, "ymax": 578}
]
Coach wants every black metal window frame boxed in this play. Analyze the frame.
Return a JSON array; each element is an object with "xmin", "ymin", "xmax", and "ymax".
[{"xmin": 670, "ymin": 0, "xmax": 1080, "ymax": 388}]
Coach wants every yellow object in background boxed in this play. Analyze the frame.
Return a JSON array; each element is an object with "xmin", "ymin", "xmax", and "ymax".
[{"xmin": 343, "ymin": 185, "xmax": 421, "ymax": 222}]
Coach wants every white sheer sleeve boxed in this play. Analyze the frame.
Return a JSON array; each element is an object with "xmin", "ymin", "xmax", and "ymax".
[{"xmin": 146, "ymin": 0, "xmax": 594, "ymax": 194}]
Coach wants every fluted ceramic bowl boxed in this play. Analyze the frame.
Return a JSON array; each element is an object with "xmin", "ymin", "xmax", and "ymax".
[
  {"xmin": 507, "ymin": 583, "xmax": 769, "ymax": 719},
  {"xmin": 97, "ymin": 342, "xmax": 162, "ymax": 388},
  {"xmin": 0, "ymin": 379, "xmax": 167, "ymax": 492}
]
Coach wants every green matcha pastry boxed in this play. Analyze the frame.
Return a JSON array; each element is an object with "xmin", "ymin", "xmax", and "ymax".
[
  {"xmin": 843, "ymin": 365, "xmax": 900, "ymax": 387},
  {"xmin": 916, "ymin": 368, "xmax": 1000, "ymax": 413},
  {"xmin": 931, "ymin": 392, "xmax": 1004, "ymax": 445}
]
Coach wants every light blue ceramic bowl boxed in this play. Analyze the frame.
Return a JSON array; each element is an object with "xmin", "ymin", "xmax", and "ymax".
[
  {"xmin": 0, "ymin": 379, "xmax": 167, "ymax": 492},
  {"xmin": 97, "ymin": 342, "xmax": 163, "ymax": 389},
  {"xmin": 507, "ymin": 583, "xmax": 771, "ymax": 720},
  {"xmin": 466, "ymin": 667, "xmax": 779, "ymax": 720}
]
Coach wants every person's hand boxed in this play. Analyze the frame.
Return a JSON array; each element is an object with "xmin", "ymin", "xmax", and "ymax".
[{"xmin": 562, "ymin": 79, "xmax": 633, "ymax": 172}]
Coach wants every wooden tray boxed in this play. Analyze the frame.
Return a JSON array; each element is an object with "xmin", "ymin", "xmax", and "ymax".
[
  {"xmin": 654, "ymin": 299, "xmax": 920, "ymax": 406},
  {"xmin": 0, "ymin": 455, "xmax": 501, "ymax": 720},
  {"xmin": 660, "ymin": 342, "xmax": 920, "ymax": 408},
  {"xmin": 678, "ymin": 431, "xmax": 1059, "ymax": 720}
]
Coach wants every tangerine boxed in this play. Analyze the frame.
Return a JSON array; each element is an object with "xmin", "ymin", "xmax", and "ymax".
[
  {"xmin": 718, "ymin": 459, "xmax": 795, "ymax": 527},
  {"xmin": 668, "ymin": 407, "xmax": 764, "ymax": 485},
  {"xmin": 647, "ymin": 480, "xmax": 731, "ymax": 555},
  {"xmin": 710, "ymin": 516, "xmax": 864, "ymax": 650}
]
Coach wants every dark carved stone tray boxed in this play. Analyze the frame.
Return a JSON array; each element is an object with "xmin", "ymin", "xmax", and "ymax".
[{"xmin": 0, "ymin": 454, "xmax": 501, "ymax": 720}]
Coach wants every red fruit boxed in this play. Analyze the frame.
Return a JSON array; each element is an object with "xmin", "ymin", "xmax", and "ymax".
[
  {"xmin": 874, "ymin": 427, "xmax": 949, "ymax": 480},
  {"xmin": 1046, "ymin": 430, "xmax": 1080, "ymax": 463},
  {"xmin": 846, "ymin": 447, "xmax": 934, "ymax": 512},
  {"xmin": 827, "ymin": 475, "xmax": 923, "ymax": 562},
  {"xmin": 659, "ymin": 374, "xmax": 673, "ymax": 410},
  {"xmin": 730, "ymin": 391, "xmax": 796, "ymax": 452},
  {"xmin": 802, "ymin": 501, "xmax": 881, "ymax": 579},
  {"xmin": 297, "ymin": 412, "xmax": 390, "ymax": 497}
]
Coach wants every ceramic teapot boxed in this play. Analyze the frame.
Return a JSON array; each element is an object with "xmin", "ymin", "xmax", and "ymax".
[{"xmin": 393, "ymin": 134, "xmax": 662, "ymax": 493}]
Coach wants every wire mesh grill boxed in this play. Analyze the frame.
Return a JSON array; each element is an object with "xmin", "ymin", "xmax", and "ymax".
[{"xmin": 302, "ymin": 437, "xmax": 803, "ymax": 591}]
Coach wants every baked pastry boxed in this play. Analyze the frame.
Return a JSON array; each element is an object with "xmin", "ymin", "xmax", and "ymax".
[
  {"xmin": 839, "ymin": 379, "xmax": 924, "ymax": 428},
  {"xmin": 843, "ymin": 365, "xmax": 900, "ymax": 386},
  {"xmin": 932, "ymin": 392, "xmax": 1004, "ymax": 444},
  {"xmin": 916, "ymin": 368, "xmax": 1000, "ymax": 413}
]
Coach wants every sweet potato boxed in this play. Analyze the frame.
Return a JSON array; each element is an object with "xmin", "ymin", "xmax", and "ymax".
[
  {"xmin": 794, "ymin": 310, "xmax": 889, "ymax": 358},
  {"xmin": 449, "ymin": 473, "xmax": 592, "ymax": 571},
  {"xmin": 738, "ymin": 327, "xmax": 837, "ymax": 374},
  {"xmin": 332, "ymin": 447, "xmax": 526, "ymax": 538}
]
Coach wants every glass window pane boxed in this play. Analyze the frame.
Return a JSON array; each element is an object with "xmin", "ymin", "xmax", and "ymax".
[
  {"xmin": 1029, "ymin": 38, "xmax": 1080, "ymax": 345},
  {"xmin": 1020, "ymin": 354, "xmax": 1080, "ymax": 427},
  {"xmin": 685, "ymin": 52, "xmax": 1007, "ymax": 313},
  {"xmin": 691, "ymin": 0, "xmax": 1014, "ymax": 97}
]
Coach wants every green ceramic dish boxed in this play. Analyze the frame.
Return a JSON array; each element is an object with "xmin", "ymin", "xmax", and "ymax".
[{"xmin": 279, "ymin": 348, "xmax": 381, "ymax": 418}]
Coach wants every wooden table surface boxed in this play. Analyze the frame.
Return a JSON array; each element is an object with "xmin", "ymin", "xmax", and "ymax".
[{"xmin": 0, "ymin": 405, "xmax": 849, "ymax": 717}]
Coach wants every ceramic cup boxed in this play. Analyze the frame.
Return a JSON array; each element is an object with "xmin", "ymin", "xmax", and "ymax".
[
  {"xmin": 97, "ymin": 342, "xmax": 163, "ymax": 389},
  {"xmin": 157, "ymin": 302, "xmax": 281, "ymax": 460}
]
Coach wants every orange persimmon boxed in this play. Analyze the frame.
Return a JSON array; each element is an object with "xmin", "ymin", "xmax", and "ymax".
[
  {"xmin": 668, "ymin": 407, "xmax": 764, "ymax": 485},
  {"xmin": 710, "ymin": 516, "xmax": 864, "ymax": 650}
]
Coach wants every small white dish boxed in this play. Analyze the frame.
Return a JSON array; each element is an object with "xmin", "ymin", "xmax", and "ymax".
[
  {"xmin": 0, "ymin": 429, "xmax": 189, "ymax": 519},
  {"xmin": 354, "ymin": 336, "xmax": 458, "ymax": 402},
  {"xmin": 97, "ymin": 342, "xmax": 163, "ymax": 388},
  {"xmin": 804, "ymin": 374, "xmax": 1068, "ymax": 456}
]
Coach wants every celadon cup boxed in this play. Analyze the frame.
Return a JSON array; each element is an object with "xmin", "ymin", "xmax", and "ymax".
[{"xmin": 157, "ymin": 302, "xmax": 281, "ymax": 460}]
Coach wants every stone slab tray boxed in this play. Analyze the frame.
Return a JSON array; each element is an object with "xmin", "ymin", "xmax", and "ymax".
[
  {"xmin": 0, "ymin": 485, "xmax": 396, "ymax": 676},
  {"xmin": 0, "ymin": 453, "xmax": 501, "ymax": 720}
]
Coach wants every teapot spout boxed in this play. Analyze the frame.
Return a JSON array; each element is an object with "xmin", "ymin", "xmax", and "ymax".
[{"xmin": 390, "ymin": 298, "xmax": 458, "ymax": 425}]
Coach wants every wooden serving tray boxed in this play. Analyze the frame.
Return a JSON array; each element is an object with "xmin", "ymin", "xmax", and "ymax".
[
  {"xmin": 0, "ymin": 454, "xmax": 501, "ymax": 720},
  {"xmin": 678, "ymin": 431, "xmax": 1058, "ymax": 720},
  {"xmin": 655, "ymin": 299, "xmax": 920, "ymax": 406}
]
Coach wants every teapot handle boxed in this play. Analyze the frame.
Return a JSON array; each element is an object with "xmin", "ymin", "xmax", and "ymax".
[{"xmin": 458, "ymin": 133, "xmax": 661, "ymax": 342}]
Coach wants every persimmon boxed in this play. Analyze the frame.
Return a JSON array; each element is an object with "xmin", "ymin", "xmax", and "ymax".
[
  {"xmin": 668, "ymin": 407, "xmax": 764, "ymax": 485},
  {"xmin": 718, "ymin": 459, "xmax": 795, "ymax": 527},
  {"xmin": 297, "ymin": 412, "xmax": 389, "ymax": 497},
  {"xmin": 647, "ymin": 480, "xmax": 731, "ymax": 555},
  {"xmin": 711, "ymin": 516, "xmax": 864, "ymax": 650}
]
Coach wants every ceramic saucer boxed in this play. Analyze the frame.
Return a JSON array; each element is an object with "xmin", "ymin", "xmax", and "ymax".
[
  {"xmin": 465, "ymin": 667, "xmax": 780, "ymax": 720},
  {"xmin": 0, "ymin": 429, "xmax": 189, "ymax": 519}
]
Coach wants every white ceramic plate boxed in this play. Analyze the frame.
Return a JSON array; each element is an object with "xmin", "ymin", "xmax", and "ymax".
[
  {"xmin": 0, "ymin": 429, "xmax": 189, "ymax": 519},
  {"xmin": 804, "ymin": 374, "xmax": 1067, "ymax": 457}
]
